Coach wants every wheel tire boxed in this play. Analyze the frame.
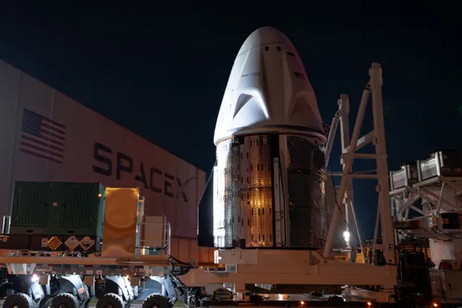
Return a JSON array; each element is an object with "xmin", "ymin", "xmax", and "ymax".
[
  {"xmin": 96, "ymin": 293, "xmax": 125, "ymax": 308},
  {"xmin": 3, "ymin": 293, "xmax": 34, "ymax": 308},
  {"xmin": 50, "ymin": 293, "xmax": 79, "ymax": 308},
  {"xmin": 142, "ymin": 294, "xmax": 170, "ymax": 308}
]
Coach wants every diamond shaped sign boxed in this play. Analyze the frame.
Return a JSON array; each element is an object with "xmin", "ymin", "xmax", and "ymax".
[
  {"xmin": 80, "ymin": 236, "xmax": 95, "ymax": 251},
  {"xmin": 65, "ymin": 236, "xmax": 80, "ymax": 251},
  {"xmin": 47, "ymin": 236, "xmax": 62, "ymax": 250}
]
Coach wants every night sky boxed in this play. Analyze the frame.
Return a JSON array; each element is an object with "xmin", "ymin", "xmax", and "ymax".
[{"xmin": 1, "ymin": 2, "xmax": 461, "ymax": 239}]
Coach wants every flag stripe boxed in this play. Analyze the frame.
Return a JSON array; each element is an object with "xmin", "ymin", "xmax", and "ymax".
[
  {"xmin": 35, "ymin": 134, "xmax": 65, "ymax": 147},
  {"xmin": 41, "ymin": 129, "xmax": 65, "ymax": 141},
  {"xmin": 41, "ymin": 123, "xmax": 65, "ymax": 135},
  {"xmin": 20, "ymin": 148, "xmax": 63, "ymax": 164},
  {"xmin": 21, "ymin": 135, "xmax": 63, "ymax": 152},
  {"xmin": 41, "ymin": 116, "xmax": 66, "ymax": 129},
  {"xmin": 20, "ymin": 142, "xmax": 64, "ymax": 158}
]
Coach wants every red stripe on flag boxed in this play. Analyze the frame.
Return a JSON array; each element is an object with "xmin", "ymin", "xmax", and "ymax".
[
  {"xmin": 40, "ymin": 128, "xmax": 65, "ymax": 141},
  {"xmin": 41, "ymin": 123, "xmax": 66, "ymax": 135},
  {"xmin": 20, "ymin": 142, "xmax": 64, "ymax": 158},
  {"xmin": 21, "ymin": 135, "xmax": 63, "ymax": 152},
  {"xmin": 41, "ymin": 116, "xmax": 66, "ymax": 129},
  {"xmin": 25, "ymin": 134, "xmax": 65, "ymax": 147}
]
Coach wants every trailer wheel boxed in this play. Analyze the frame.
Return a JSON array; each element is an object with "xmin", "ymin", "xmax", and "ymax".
[
  {"xmin": 142, "ymin": 294, "xmax": 169, "ymax": 308},
  {"xmin": 3, "ymin": 293, "xmax": 34, "ymax": 308},
  {"xmin": 96, "ymin": 293, "xmax": 125, "ymax": 308},
  {"xmin": 50, "ymin": 293, "xmax": 79, "ymax": 308}
]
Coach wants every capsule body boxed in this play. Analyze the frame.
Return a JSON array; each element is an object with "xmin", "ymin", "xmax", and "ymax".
[{"xmin": 211, "ymin": 27, "xmax": 327, "ymax": 249}]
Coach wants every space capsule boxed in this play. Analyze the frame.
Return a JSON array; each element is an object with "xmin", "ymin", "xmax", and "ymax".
[{"xmin": 198, "ymin": 27, "xmax": 328, "ymax": 250}]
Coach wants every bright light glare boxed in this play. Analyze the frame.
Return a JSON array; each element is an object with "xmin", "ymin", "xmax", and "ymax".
[
  {"xmin": 367, "ymin": 302, "xmax": 372, "ymax": 306},
  {"xmin": 433, "ymin": 303, "xmax": 438, "ymax": 307},
  {"xmin": 300, "ymin": 301, "xmax": 305, "ymax": 305},
  {"xmin": 343, "ymin": 231, "xmax": 350, "ymax": 242},
  {"xmin": 31, "ymin": 274, "xmax": 38, "ymax": 283}
]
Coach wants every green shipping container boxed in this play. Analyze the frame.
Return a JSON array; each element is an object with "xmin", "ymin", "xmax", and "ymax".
[{"xmin": 9, "ymin": 182, "xmax": 105, "ymax": 237}]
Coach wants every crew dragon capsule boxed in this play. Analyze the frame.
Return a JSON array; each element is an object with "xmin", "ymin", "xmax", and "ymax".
[{"xmin": 198, "ymin": 27, "xmax": 328, "ymax": 250}]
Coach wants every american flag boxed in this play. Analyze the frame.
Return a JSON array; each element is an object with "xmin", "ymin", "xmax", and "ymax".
[{"xmin": 20, "ymin": 108, "xmax": 66, "ymax": 164}]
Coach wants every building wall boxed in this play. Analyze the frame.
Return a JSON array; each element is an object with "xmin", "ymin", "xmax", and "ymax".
[{"xmin": 0, "ymin": 59, "xmax": 210, "ymax": 263}]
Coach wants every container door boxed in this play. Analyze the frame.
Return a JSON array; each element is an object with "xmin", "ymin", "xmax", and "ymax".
[
  {"xmin": 10, "ymin": 182, "xmax": 51, "ymax": 233},
  {"xmin": 58, "ymin": 183, "xmax": 100, "ymax": 236}
]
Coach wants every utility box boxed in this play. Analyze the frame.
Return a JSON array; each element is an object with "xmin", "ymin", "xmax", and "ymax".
[
  {"xmin": 390, "ymin": 163, "xmax": 418, "ymax": 190},
  {"xmin": 9, "ymin": 181, "xmax": 105, "ymax": 237},
  {"xmin": 417, "ymin": 150, "xmax": 462, "ymax": 181}
]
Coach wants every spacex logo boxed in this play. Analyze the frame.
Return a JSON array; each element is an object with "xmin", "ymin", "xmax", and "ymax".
[{"xmin": 92, "ymin": 142, "xmax": 190, "ymax": 202}]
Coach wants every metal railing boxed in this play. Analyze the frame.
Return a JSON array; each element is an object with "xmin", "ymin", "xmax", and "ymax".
[{"xmin": 136, "ymin": 221, "xmax": 171, "ymax": 258}]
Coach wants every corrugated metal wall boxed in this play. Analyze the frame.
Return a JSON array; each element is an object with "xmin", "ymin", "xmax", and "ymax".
[{"xmin": 0, "ymin": 59, "xmax": 212, "ymax": 262}]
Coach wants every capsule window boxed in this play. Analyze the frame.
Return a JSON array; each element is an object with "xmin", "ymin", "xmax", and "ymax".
[
  {"xmin": 265, "ymin": 46, "xmax": 269, "ymax": 51},
  {"xmin": 287, "ymin": 51, "xmax": 295, "ymax": 57}
]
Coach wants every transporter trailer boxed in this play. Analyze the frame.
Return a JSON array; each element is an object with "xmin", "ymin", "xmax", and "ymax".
[{"xmin": 0, "ymin": 184, "xmax": 193, "ymax": 308}]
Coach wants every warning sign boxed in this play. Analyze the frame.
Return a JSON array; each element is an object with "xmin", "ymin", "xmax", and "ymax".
[
  {"xmin": 47, "ymin": 236, "xmax": 62, "ymax": 250},
  {"xmin": 65, "ymin": 236, "xmax": 80, "ymax": 251},
  {"xmin": 41, "ymin": 238, "xmax": 48, "ymax": 248},
  {"xmin": 80, "ymin": 236, "xmax": 95, "ymax": 251}
]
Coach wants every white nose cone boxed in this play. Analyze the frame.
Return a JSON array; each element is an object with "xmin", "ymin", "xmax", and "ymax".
[{"xmin": 213, "ymin": 27, "xmax": 325, "ymax": 145}]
